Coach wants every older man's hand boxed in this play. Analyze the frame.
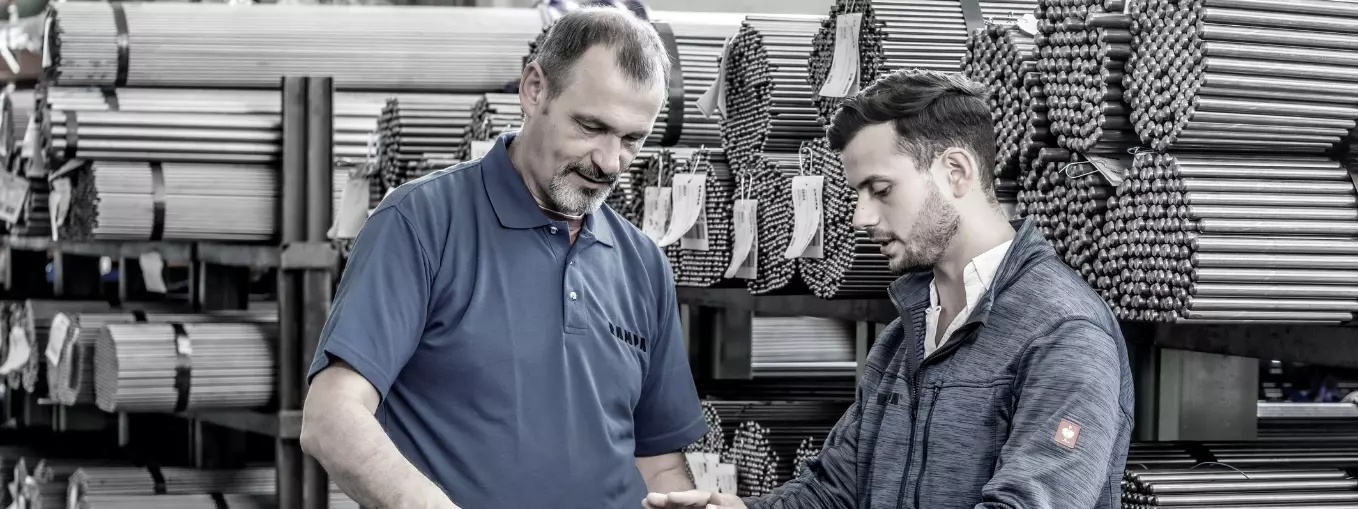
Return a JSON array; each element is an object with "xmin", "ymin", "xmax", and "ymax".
[{"xmin": 643, "ymin": 491, "xmax": 747, "ymax": 509}]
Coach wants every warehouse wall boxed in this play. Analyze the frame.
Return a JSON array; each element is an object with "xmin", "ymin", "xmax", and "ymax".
[{"xmin": 479, "ymin": 0, "xmax": 832, "ymax": 14}]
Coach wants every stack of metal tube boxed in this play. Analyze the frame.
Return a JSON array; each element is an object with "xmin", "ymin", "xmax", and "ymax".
[
  {"xmin": 744, "ymin": 152, "xmax": 805, "ymax": 295},
  {"xmin": 792, "ymin": 437, "xmax": 818, "ymax": 479},
  {"xmin": 1121, "ymin": 468, "xmax": 1358, "ymax": 508},
  {"xmin": 1014, "ymin": 148, "xmax": 1074, "ymax": 254},
  {"xmin": 751, "ymin": 315, "xmax": 855, "ymax": 378},
  {"xmin": 1, "ymin": 300, "xmax": 113, "ymax": 394},
  {"xmin": 1017, "ymin": 65, "xmax": 1052, "ymax": 177},
  {"xmin": 797, "ymin": 138, "xmax": 895, "ymax": 299},
  {"xmin": 705, "ymin": 400, "xmax": 850, "ymax": 487},
  {"xmin": 720, "ymin": 16, "xmax": 825, "ymax": 169},
  {"xmin": 1124, "ymin": 0, "xmax": 1358, "ymax": 153},
  {"xmin": 728, "ymin": 421, "xmax": 778, "ymax": 497},
  {"xmin": 375, "ymin": 95, "xmax": 480, "ymax": 189},
  {"xmin": 963, "ymin": 23, "xmax": 1038, "ymax": 179},
  {"xmin": 1036, "ymin": 0, "xmax": 1137, "ymax": 154},
  {"xmin": 93, "ymin": 321, "xmax": 278, "ymax": 413},
  {"xmin": 1063, "ymin": 166, "xmax": 1117, "ymax": 289},
  {"xmin": 44, "ymin": 3, "xmax": 542, "ymax": 92},
  {"xmin": 462, "ymin": 94, "xmax": 522, "ymax": 153},
  {"xmin": 45, "ymin": 309, "xmax": 276, "ymax": 407},
  {"xmin": 67, "ymin": 466, "xmax": 276, "ymax": 505},
  {"xmin": 1098, "ymin": 153, "xmax": 1358, "ymax": 323},
  {"xmin": 806, "ymin": 0, "xmax": 1038, "ymax": 124}
]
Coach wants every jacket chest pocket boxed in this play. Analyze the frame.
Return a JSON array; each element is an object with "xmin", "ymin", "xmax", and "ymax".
[{"xmin": 915, "ymin": 383, "xmax": 1010, "ymax": 505}]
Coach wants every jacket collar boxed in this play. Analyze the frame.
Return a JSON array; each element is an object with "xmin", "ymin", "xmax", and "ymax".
[{"xmin": 482, "ymin": 132, "xmax": 615, "ymax": 247}]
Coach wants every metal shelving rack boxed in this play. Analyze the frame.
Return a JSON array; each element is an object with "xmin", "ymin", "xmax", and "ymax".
[{"xmin": 0, "ymin": 75, "xmax": 341, "ymax": 508}]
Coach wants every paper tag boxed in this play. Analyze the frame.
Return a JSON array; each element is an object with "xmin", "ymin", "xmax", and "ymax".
[
  {"xmin": 1086, "ymin": 155, "xmax": 1130, "ymax": 186},
  {"xmin": 642, "ymin": 186, "xmax": 670, "ymax": 241},
  {"xmin": 784, "ymin": 176, "xmax": 825, "ymax": 259},
  {"xmin": 660, "ymin": 175, "xmax": 704, "ymax": 247},
  {"xmin": 1017, "ymin": 13, "xmax": 1039, "ymax": 35},
  {"xmin": 175, "ymin": 330, "xmax": 193, "ymax": 357},
  {"xmin": 0, "ymin": 325, "xmax": 28, "ymax": 375},
  {"xmin": 818, "ymin": 13, "xmax": 863, "ymax": 98},
  {"xmin": 49, "ymin": 177, "xmax": 71, "ymax": 240},
  {"xmin": 331, "ymin": 169, "xmax": 370, "ymax": 240},
  {"xmin": 697, "ymin": 37, "xmax": 734, "ymax": 119},
  {"xmin": 139, "ymin": 252, "xmax": 168, "ymax": 294},
  {"xmin": 724, "ymin": 199, "xmax": 758, "ymax": 279},
  {"xmin": 41, "ymin": 15, "xmax": 52, "ymax": 69},
  {"xmin": 0, "ymin": 171, "xmax": 27, "ymax": 225},
  {"xmin": 470, "ymin": 140, "xmax": 495, "ymax": 160},
  {"xmin": 714, "ymin": 463, "xmax": 737, "ymax": 495},
  {"xmin": 680, "ymin": 204, "xmax": 710, "ymax": 251},
  {"xmin": 43, "ymin": 313, "xmax": 71, "ymax": 367}
]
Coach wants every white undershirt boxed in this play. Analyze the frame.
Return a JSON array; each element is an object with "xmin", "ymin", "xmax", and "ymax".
[{"xmin": 924, "ymin": 240, "xmax": 1012, "ymax": 358}]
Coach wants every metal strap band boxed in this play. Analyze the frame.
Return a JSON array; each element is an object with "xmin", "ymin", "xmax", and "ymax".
[
  {"xmin": 171, "ymin": 322, "xmax": 191, "ymax": 413},
  {"xmin": 211, "ymin": 492, "xmax": 228, "ymax": 509},
  {"xmin": 101, "ymin": 87, "xmax": 120, "ymax": 111},
  {"xmin": 132, "ymin": 310, "xmax": 147, "ymax": 322},
  {"xmin": 63, "ymin": 111, "xmax": 77, "ymax": 160},
  {"xmin": 147, "ymin": 464, "xmax": 167, "ymax": 494},
  {"xmin": 111, "ymin": 3, "xmax": 131, "ymax": 87},
  {"xmin": 960, "ymin": 0, "xmax": 984, "ymax": 32},
  {"xmin": 150, "ymin": 162, "xmax": 166, "ymax": 241},
  {"xmin": 654, "ymin": 22, "xmax": 684, "ymax": 147}
]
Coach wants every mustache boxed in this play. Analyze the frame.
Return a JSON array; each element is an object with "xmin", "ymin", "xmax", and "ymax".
[
  {"xmin": 865, "ymin": 228, "xmax": 896, "ymax": 243},
  {"xmin": 565, "ymin": 162, "xmax": 617, "ymax": 184}
]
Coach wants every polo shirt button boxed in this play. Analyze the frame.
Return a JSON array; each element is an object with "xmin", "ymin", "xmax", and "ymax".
[
  {"xmin": 569, "ymin": 291, "xmax": 578, "ymax": 300},
  {"xmin": 550, "ymin": 226, "xmax": 559, "ymax": 234}
]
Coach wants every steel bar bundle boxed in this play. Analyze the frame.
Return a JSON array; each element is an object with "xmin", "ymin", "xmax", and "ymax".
[
  {"xmin": 45, "ymin": 3, "xmax": 543, "ymax": 92},
  {"xmin": 653, "ymin": 147, "xmax": 738, "ymax": 287},
  {"xmin": 1258, "ymin": 402, "xmax": 1358, "ymax": 442},
  {"xmin": 792, "ymin": 437, "xmax": 818, "ymax": 479},
  {"xmin": 1121, "ymin": 467, "xmax": 1358, "ymax": 508},
  {"xmin": 1036, "ymin": 0, "xmax": 1137, "ymax": 154},
  {"xmin": 93, "ymin": 322, "xmax": 277, "ymax": 413},
  {"xmin": 744, "ymin": 152, "xmax": 805, "ymax": 295},
  {"xmin": 1, "ymin": 300, "xmax": 113, "ymax": 392},
  {"xmin": 19, "ymin": 458, "xmax": 125, "ymax": 509},
  {"xmin": 10, "ymin": 176, "xmax": 51, "ymax": 237},
  {"xmin": 60, "ymin": 161, "xmax": 278, "ymax": 242},
  {"xmin": 963, "ymin": 23, "xmax": 1037, "ymax": 178},
  {"xmin": 685, "ymin": 401, "xmax": 727, "ymax": 455},
  {"xmin": 376, "ymin": 95, "xmax": 480, "ymax": 189},
  {"xmin": 796, "ymin": 138, "xmax": 896, "ymax": 298},
  {"xmin": 706, "ymin": 401, "xmax": 848, "ymax": 486},
  {"xmin": 46, "ymin": 309, "xmax": 277, "ymax": 406},
  {"xmin": 720, "ymin": 16, "xmax": 825, "ymax": 168},
  {"xmin": 806, "ymin": 0, "xmax": 1038, "ymax": 123},
  {"xmin": 605, "ymin": 147, "xmax": 660, "ymax": 227},
  {"xmin": 6, "ymin": 88, "xmax": 33, "ymax": 164},
  {"xmin": 1098, "ymin": 152, "xmax": 1358, "ymax": 323},
  {"xmin": 728, "ymin": 421, "xmax": 778, "ymax": 497},
  {"xmin": 643, "ymin": 148, "xmax": 685, "ymax": 268},
  {"xmin": 67, "ymin": 466, "xmax": 274, "ymax": 506},
  {"xmin": 1124, "ymin": 0, "xmax": 1358, "ymax": 153},
  {"xmin": 996, "ymin": 176, "xmax": 1020, "ymax": 219},
  {"xmin": 74, "ymin": 494, "xmax": 274, "ymax": 509},
  {"xmin": 45, "ymin": 109, "xmax": 280, "ymax": 165},
  {"xmin": 751, "ymin": 316, "xmax": 855, "ymax": 378},
  {"xmin": 1015, "ymin": 147, "xmax": 1074, "ymax": 252},
  {"xmin": 1019, "ymin": 150, "xmax": 1117, "ymax": 289},
  {"xmin": 465, "ymin": 94, "xmax": 522, "ymax": 147},
  {"xmin": 1017, "ymin": 70, "xmax": 1053, "ymax": 174}
]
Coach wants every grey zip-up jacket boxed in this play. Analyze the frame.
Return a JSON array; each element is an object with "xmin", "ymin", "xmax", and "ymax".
[{"xmin": 748, "ymin": 218, "xmax": 1134, "ymax": 509}]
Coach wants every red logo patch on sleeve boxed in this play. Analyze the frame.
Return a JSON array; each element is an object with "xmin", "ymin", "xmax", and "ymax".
[{"xmin": 1054, "ymin": 419, "xmax": 1080, "ymax": 449}]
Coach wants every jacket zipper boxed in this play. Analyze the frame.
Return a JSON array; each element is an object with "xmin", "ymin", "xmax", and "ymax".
[
  {"xmin": 891, "ymin": 325, "xmax": 975, "ymax": 509},
  {"xmin": 913, "ymin": 387, "xmax": 941, "ymax": 508}
]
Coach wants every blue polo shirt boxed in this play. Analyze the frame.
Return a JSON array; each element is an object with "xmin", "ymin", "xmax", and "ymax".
[{"xmin": 308, "ymin": 133, "xmax": 706, "ymax": 509}]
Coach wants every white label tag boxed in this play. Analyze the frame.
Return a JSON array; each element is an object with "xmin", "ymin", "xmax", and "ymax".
[
  {"xmin": 818, "ymin": 13, "xmax": 863, "ymax": 98},
  {"xmin": 642, "ymin": 186, "xmax": 670, "ymax": 242},
  {"xmin": 1086, "ymin": 155, "xmax": 1129, "ymax": 186},
  {"xmin": 680, "ymin": 202, "xmax": 710, "ymax": 251},
  {"xmin": 696, "ymin": 37, "xmax": 734, "ymax": 119},
  {"xmin": 175, "ymin": 332, "xmax": 193, "ymax": 357},
  {"xmin": 0, "ymin": 325, "xmax": 28, "ymax": 375},
  {"xmin": 470, "ymin": 140, "xmax": 495, "ymax": 160},
  {"xmin": 49, "ymin": 177, "xmax": 71, "ymax": 240},
  {"xmin": 659, "ymin": 175, "xmax": 704, "ymax": 247},
  {"xmin": 784, "ymin": 176, "xmax": 825, "ymax": 259},
  {"xmin": 331, "ymin": 169, "xmax": 370, "ymax": 240},
  {"xmin": 714, "ymin": 463, "xmax": 737, "ymax": 495},
  {"xmin": 1017, "ymin": 13, "xmax": 1039, "ymax": 35},
  {"xmin": 20, "ymin": 116, "xmax": 36, "ymax": 164},
  {"xmin": 0, "ymin": 171, "xmax": 27, "ymax": 225},
  {"xmin": 724, "ymin": 199, "xmax": 758, "ymax": 279},
  {"xmin": 139, "ymin": 252, "xmax": 168, "ymax": 294},
  {"xmin": 43, "ymin": 313, "xmax": 71, "ymax": 367},
  {"xmin": 41, "ymin": 15, "xmax": 53, "ymax": 69},
  {"xmin": 686, "ymin": 452, "xmax": 713, "ymax": 491}
]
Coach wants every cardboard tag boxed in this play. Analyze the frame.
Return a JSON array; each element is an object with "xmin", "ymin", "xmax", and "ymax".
[
  {"xmin": 175, "ymin": 328, "xmax": 193, "ymax": 357},
  {"xmin": 331, "ymin": 169, "xmax": 370, "ymax": 240},
  {"xmin": 714, "ymin": 463, "xmax": 737, "ymax": 494},
  {"xmin": 0, "ymin": 171, "xmax": 27, "ymax": 225},
  {"xmin": 0, "ymin": 325, "xmax": 28, "ymax": 375},
  {"xmin": 784, "ymin": 176, "xmax": 825, "ymax": 259},
  {"xmin": 49, "ymin": 177, "xmax": 71, "ymax": 240},
  {"xmin": 724, "ymin": 199, "xmax": 758, "ymax": 279},
  {"xmin": 818, "ymin": 13, "xmax": 863, "ymax": 98},
  {"xmin": 43, "ymin": 313, "xmax": 71, "ymax": 367},
  {"xmin": 680, "ymin": 205, "xmax": 710, "ymax": 251},
  {"xmin": 697, "ymin": 37, "xmax": 734, "ymax": 119},
  {"xmin": 659, "ymin": 175, "xmax": 704, "ymax": 247},
  {"xmin": 139, "ymin": 252, "xmax": 168, "ymax": 294},
  {"xmin": 1086, "ymin": 155, "xmax": 1130, "ymax": 186},
  {"xmin": 470, "ymin": 140, "xmax": 495, "ymax": 160},
  {"xmin": 1017, "ymin": 13, "xmax": 1039, "ymax": 36},
  {"xmin": 642, "ymin": 186, "xmax": 668, "ymax": 241}
]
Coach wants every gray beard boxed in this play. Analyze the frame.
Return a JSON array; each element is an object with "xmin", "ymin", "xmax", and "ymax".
[{"xmin": 545, "ymin": 171, "xmax": 614, "ymax": 216}]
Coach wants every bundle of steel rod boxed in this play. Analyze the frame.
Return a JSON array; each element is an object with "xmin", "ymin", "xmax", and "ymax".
[
  {"xmin": 1, "ymin": 300, "xmax": 113, "ymax": 392},
  {"xmin": 67, "ymin": 466, "xmax": 275, "ymax": 506},
  {"xmin": 1124, "ymin": 0, "xmax": 1358, "ymax": 153},
  {"xmin": 996, "ymin": 176, "xmax": 1020, "ymax": 219},
  {"xmin": 707, "ymin": 400, "xmax": 847, "ymax": 486},
  {"xmin": 643, "ymin": 148, "xmax": 685, "ymax": 269},
  {"xmin": 93, "ymin": 322, "xmax": 278, "ymax": 413},
  {"xmin": 792, "ymin": 437, "xmax": 818, "ymax": 479},
  {"xmin": 1121, "ymin": 467, "xmax": 1358, "ymax": 508},
  {"xmin": 685, "ymin": 401, "xmax": 727, "ymax": 455},
  {"xmin": 744, "ymin": 152, "xmax": 807, "ymax": 295},
  {"xmin": 46, "ymin": 309, "xmax": 277, "ymax": 406},
  {"xmin": 727, "ymin": 421, "xmax": 778, "ymax": 497},
  {"xmin": 45, "ymin": 3, "xmax": 542, "ymax": 92},
  {"xmin": 16, "ymin": 458, "xmax": 126, "ymax": 509},
  {"xmin": 43, "ymin": 109, "xmax": 281, "ymax": 165},
  {"xmin": 58, "ymin": 161, "xmax": 277, "ymax": 242},
  {"xmin": 658, "ymin": 147, "xmax": 738, "ymax": 287},
  {"xmin": 751, "ymin": 316, "xmax": 855, "ymax": 378},
  {"xmin": 1017, "ymin": 70, "xmax": 1052, "ymax": 173},
  {"xmin": 465, "ymin": 94, "xmax": 522, "ymax": 146},
  {"xmin": 796, "ymin": 138, "xmax": 896, "ymax": 299},
  {"xmin": 10, "ymin": 176, "xmax": 51, "ymax": 237},
  {"xmin": 1097, "ymin": 152, "xmax": 1358, "ymax": 323},
  {"xmin": 1258, "ymin": 402, "xmax": 1358, "ymax": 442},
  {"xmin": 375, "ymin": 95, "xmax": 480, "ymax": 189},
  {"xmin": 806, "ymin": 0, "xmax": 1039, "ymax": 123},
  {"xmin": 74, "ymin": 494, "xmax": 275, "ymax": 508},
  {"xmin": 720, "ymin": 16, "xmax": 825, "ymax": 168},
  {"xmin": 1035, "ymin": 0, "xmax": 1136, "ymax": 154},
  {"xmin": 962, "ymin": 23, "xmax": 1037, "ymax": 178},
  {"xmin": 1014, "ymin": 147, "xmax": 1073, "ymax": 250},
  {"xmin": 1063, "ymin": 170, "xmax": 1116, "ymax": 289}
]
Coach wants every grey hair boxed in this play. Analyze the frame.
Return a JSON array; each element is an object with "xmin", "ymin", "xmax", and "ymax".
[{"xmin": 532, "ymin": 7, "xmax": 671, "ymax": 100}]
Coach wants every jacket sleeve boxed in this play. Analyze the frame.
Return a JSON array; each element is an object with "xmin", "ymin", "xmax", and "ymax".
[
  {"xmin": 975, "ymin": 319, "xmax": 1130, "ymax": 509},
  {"xmin": 744, "ymin": 399, "xmax": 860, "ymax": 509}
]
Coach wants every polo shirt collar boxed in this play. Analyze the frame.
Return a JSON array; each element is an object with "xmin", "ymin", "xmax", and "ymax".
[{"xmin": 482, "ymin": 132, "xmax": 615, "ymax": 247}]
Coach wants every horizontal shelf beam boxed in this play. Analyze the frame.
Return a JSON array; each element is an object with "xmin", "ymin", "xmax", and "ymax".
[
  {"xmin": 3, "ymin": 237, "xmax": 341, "ymax": 270},
  {"xmin": 178, "ymin": 409, "xmax": 302, "ymax": 439}
]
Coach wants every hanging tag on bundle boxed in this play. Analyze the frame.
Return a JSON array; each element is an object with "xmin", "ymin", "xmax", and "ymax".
[
  {"xmin": 1017, "ymin": 13, "xmax": 1039, "ymax": 36},
  {"xmin": 724, "ymin": 199, "xmax": 758, "ymax": 279},
  {"xmin": 0, "ymin": 325, "xmax": 28, "ymax": 375},
  {"xmin": 43, "ymin": 313, "xmax": 71, "ymax": 367},
  {"xmin": 470, "ymin": 140, "xmax": 495, "ymax": 160},
  {"xmin": 714, "ymin": 463, "xmax": 738, "ymax": 494},
  {"xmin": 139, "ymin": 251, "xmax": 168, "ymax": 294},
  {"xmin": 331, "ymin": 167, "xmax": 371, "ymax": 240},
  {"xmin": 1085, "ymin": 155, "xmax": 1130, "ymax": 187},
  {"xmin": 697, "ymin": 37, "xmax": 734, "ymax": 119},
  {"xmin": 642, "ymin": 186, "xmax": 666, "ymax": 241},
  {"xmin": 0, "ymin": 170, "xmax": 27, "ymax": 225},
  {"xmin": 680, "ymin": 175, "xmax": 710, "ymax": 251},
  {"xmin": 660, "ymin": 174, "xmax": 706, "ymax": 247},
  {"xmin": 784, "ymin": 176, "xmax": 825, "ymax": 259},
  {"xmin": 818, "ymin": 13, "xmax": 863, "ymax": 98},
  {"xmin": 20, "ymin": 117, "xmax": 36, "ymax": 169},
  {"xmin": 48, "ymin": 177, "xmax": 72, "ymax": 241},
  {"xmin": 41, "ymin": 15, "xmax": 53, "ymax": 69}
]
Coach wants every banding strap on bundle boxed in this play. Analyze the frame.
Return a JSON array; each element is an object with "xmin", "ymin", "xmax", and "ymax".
[
  {"xmin": 101, "ymin": 87, "xmax": 121, "ymax": 111},
  {"xmin": 171, "ymin": 322, "xmax": 192, "ymax": 413},
  {"xmin": 150, "ymin": 162, "xmax": 166, "ymax": 241},
  {"xmin": 63, "ymin": 111, "xmax": 77, "ymax": 159},
  {"xmin": 147, "ymin": 463, "xmax": 167, "ymax": 494},
  {"xmin": 211, "ymin": 492, "xmax": 229, "ymax": 509},
  {"xmin": 654, "ymin": 22, "xmax": 684, "ymax": 147},
  {"xmin": 960, "ymin": 0, "xmax": 983, "ymax": 32},
  {"xmin": 132, "ymin": 310, "xmax": 147, "ymax": 322},
  {"xmin": 111, "ymin": 2, "xmax": 131, "ymax": 88}
]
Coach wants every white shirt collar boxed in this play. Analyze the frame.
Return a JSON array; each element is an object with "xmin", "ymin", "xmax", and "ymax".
[{"xmin": 925, "ymin": 240, "xmax": 1013, "ymax": 357}]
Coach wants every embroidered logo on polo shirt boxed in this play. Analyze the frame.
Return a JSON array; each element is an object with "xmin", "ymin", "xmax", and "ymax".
[
  {"xmin": 1054, "ymin": 418, "xmax": 1081, "ymax": 449},
  {"xmin": 608, "ymin": 322, "xmax": 647, "ymax": 352}
]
